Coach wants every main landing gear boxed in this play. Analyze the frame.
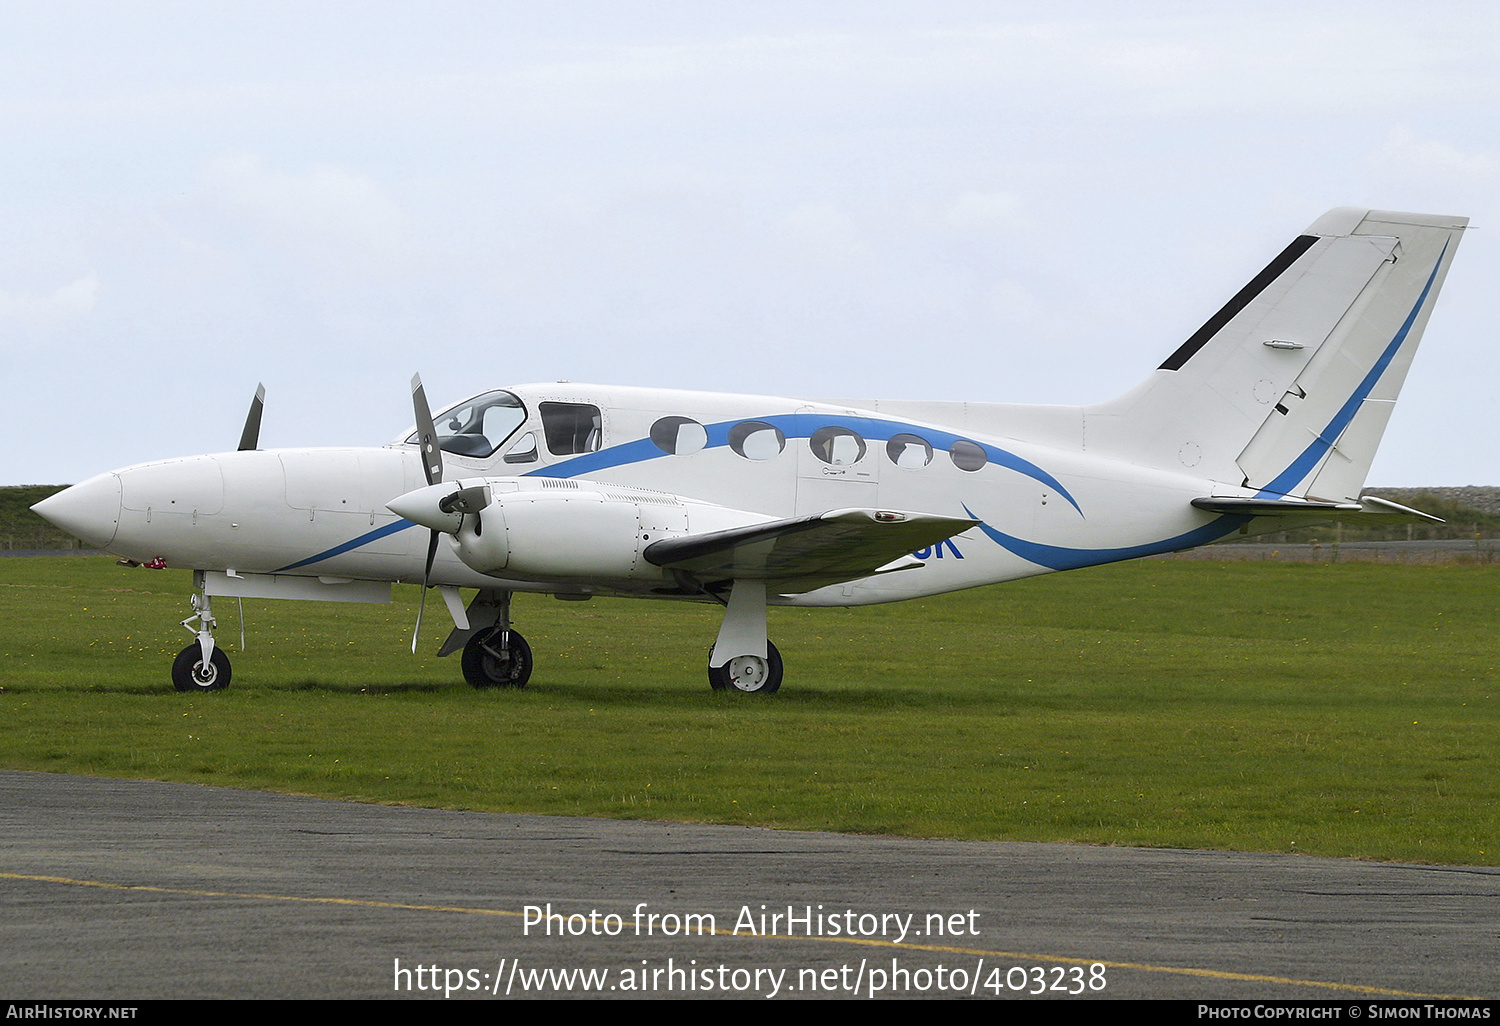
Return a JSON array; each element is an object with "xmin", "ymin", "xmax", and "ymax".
[
  {"xmin": 706, "ymin": 579, "xmax": 782, "ymax": 694},
  {"xmin": 461, "ymin": 625, "xmax": 533, "ymax": 688},
  {"xmin": 442, "ymin": 588, "xmax": 531, "ymax": 688}
]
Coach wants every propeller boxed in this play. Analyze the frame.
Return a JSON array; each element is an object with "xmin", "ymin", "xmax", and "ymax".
[
  {"xmin": 410, "ymin": 374, "xmax": 444, "ymax": 654},
  {"xmin": 397, "ymin": 374, "xmax": 489, "ymax": 650},
  {"xmin": 237, "ymin": 383, "xmax": 266, "ymax": 451}
]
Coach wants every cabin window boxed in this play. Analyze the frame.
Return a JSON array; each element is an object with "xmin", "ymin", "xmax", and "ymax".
[
  {"xmin": 407, "ymin": 390, "xmax": 526, "ymax": 459},
  {"xmin": 728, "ymin": 421, "xmax": 785, "ymax": 461},
  {"xmin": 809, "ymin": 426, "xmax": 866, "ymax": 466},
  {"xmin": 950, "ymin": 439, "xmax": 988, "ymax": 471},
  {"xmin": 541, "ymin": 402, "xmax": 603, "ymax": 456},
  {"xmin": 886, "ymin": 433, "xmax": 933, "ymax": 468},
  {"xmin": 650, "ymin": 416, "xmax": 708, "ymax": 455}
]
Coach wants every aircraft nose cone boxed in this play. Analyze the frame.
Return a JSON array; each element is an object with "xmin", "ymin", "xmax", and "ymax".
[{"xmin": 31, "ymin": 473, "xmax": 122, "ymax": 549}]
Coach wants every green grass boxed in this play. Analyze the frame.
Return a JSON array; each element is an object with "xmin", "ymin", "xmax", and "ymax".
[{"xmin": 1, "ymin": 556, "xmax": 1495, "ymax": 865}]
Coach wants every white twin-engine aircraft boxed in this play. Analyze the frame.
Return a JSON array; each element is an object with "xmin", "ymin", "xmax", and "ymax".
[{"xmin": 34, "ymin": 208, "xmax": 1466, "ymax": 694}]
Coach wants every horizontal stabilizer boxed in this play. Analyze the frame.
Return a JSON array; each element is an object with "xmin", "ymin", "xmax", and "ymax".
[
  {"xmin": 1191, "ymin": 494, "xmax": 1443, "ymax": 524},
  {"xmin": 643, "ymin": 509, "xmax": 978, "ymax": 585},
  {"xmin": 1351, "ymin": 494, "xmax": 1446, "ymax": 525}
]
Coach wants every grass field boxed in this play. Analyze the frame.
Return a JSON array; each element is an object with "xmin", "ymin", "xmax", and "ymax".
[{"xmin": 1, "ymin": 555, "xmax": 1495, "ymax": 865}]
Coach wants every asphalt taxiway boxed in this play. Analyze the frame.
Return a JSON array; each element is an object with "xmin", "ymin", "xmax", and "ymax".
[{"xmin": 2, "ymin": 770, "xmax": 1495, "ymax": 1000}]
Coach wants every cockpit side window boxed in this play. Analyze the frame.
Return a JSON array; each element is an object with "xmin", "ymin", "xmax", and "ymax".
[
  {"xmin": 540, "ymin": 402, "xmax": 603, "ymax": 456},
  {"xmin": 406, "ymin": 390, "xmax": 527, "ymax": 459},
  {"xmin": 502, "ymin": 432, "xmax": 539, "ymax": 464}
]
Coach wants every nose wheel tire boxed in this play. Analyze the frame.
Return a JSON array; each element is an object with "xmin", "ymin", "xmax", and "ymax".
[
  {"xmin": 708, "ymin": 641, "xmax": 782, "ymax": 694},
  {"xmin": 462, "ymin": 627, "xmax": 533, "ymax": 688},
  {"xmin": 172, "ymin": 644, "xmax": 231, "ymax": 692}
]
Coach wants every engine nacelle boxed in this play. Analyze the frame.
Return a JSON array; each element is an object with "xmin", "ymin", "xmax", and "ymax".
[{"xmin": 447, "ymin": 480, "xmax": 768, "ymax": 582}]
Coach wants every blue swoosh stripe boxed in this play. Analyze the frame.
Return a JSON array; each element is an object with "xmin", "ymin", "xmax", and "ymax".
[
  {"xmin": 527, "ymin": 411, "xmax": 1084, "ymax": 514},
  {"xmin": 964, "ymin": 504, "xmax": 1249, "ymax": 571},
  {"xmin": 271, "ymin": 518, "xmax": 418, "ymax": 573}
]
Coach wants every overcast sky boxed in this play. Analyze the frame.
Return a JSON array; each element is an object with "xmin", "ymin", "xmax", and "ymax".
[{"xmin": 3, "ymin": 0, "xmax": 1496, "ymax": 486}]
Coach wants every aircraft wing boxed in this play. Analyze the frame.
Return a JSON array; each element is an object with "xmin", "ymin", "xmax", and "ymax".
[
  {"xmin": 642, "ymin": 508, "xmax": 978, "ymax": 586},
  {"xmin": 1191, "ymin": 495, "xmax": 1444, "ymax": 524}
]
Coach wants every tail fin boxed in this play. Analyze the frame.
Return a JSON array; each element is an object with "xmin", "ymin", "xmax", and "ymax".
[{"xmin": 1086, "ymin": 209, "xmax": 1467, "ymax": 501}]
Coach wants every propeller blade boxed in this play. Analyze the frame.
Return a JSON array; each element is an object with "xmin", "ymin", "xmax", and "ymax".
[
  {"xmin": 237, "ymin": 383, "xmax": 266, "ymax": 451},
  {"xmin": 411, "ymin": 373, "xmax": 444, "ymax": 487},
  {"xmin": 407, "ymin": 374, "xmax": 467, "ymax": 654},
  {"xmin": 412, "ymin": 528, "xmax": 441, "ymax": 654}
]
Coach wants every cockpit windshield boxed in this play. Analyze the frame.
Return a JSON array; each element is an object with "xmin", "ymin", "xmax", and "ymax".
[{"xmin": 406, "ymin": 390, "xmax": 527, "ymax": 459}]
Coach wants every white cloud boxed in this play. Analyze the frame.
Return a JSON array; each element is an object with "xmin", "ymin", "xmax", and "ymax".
[
  {"xmin": 203, "ymin": 153, "xmax": 420, "ymax": 274},
  {"xmin": 0, "ymin": 273, "xmax": 99, "ymax": 332},
  {"xmin": 942, "ymin": 191, "xmax": 1025, "ymax": 233},
  {"xmin": 986, "ymin": 278, "xmax": 1040, "ymax": 323},
  {"xmin": 776, "ymin": 202, "xmax": 869, "ymax": 266},
  {"xmin": 1371, "ymin": 126, "xmax": 1500, "ymax": 187}
]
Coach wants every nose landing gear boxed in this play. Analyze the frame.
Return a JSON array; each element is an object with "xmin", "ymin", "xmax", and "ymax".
[{"xmin": 172, "ymin": 573, "xmax": 231, "ymax": 692}]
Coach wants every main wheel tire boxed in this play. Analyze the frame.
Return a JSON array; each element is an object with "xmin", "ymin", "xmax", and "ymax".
[
  {"xmin": 171, "ymin": 644, "xmax": 231, "ymax": 692},
  {"xmin": 461, "ymin": 627, "xmax": 532, "ymax": 688},
  {"xmin": 708, "ymin": 640, "xmax": 782, "ymax": 694}
]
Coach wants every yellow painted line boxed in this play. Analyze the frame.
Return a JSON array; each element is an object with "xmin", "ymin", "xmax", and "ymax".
[
  {"xmin": 743, "ymin": 933, "xmax": 1478, "ymax": 999},
  {"xmin": 1, "ymin": 871, "xmax": 513, "ymax": 917},
  {"xmin": 2, "ymin": 871, "xmax": 1478, "ymax": 1000}
]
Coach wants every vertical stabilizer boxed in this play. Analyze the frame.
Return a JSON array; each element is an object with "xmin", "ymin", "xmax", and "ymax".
[{"xmin": 1085, "ymin": 209, "xmax": 1466, "ymax": 500}]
